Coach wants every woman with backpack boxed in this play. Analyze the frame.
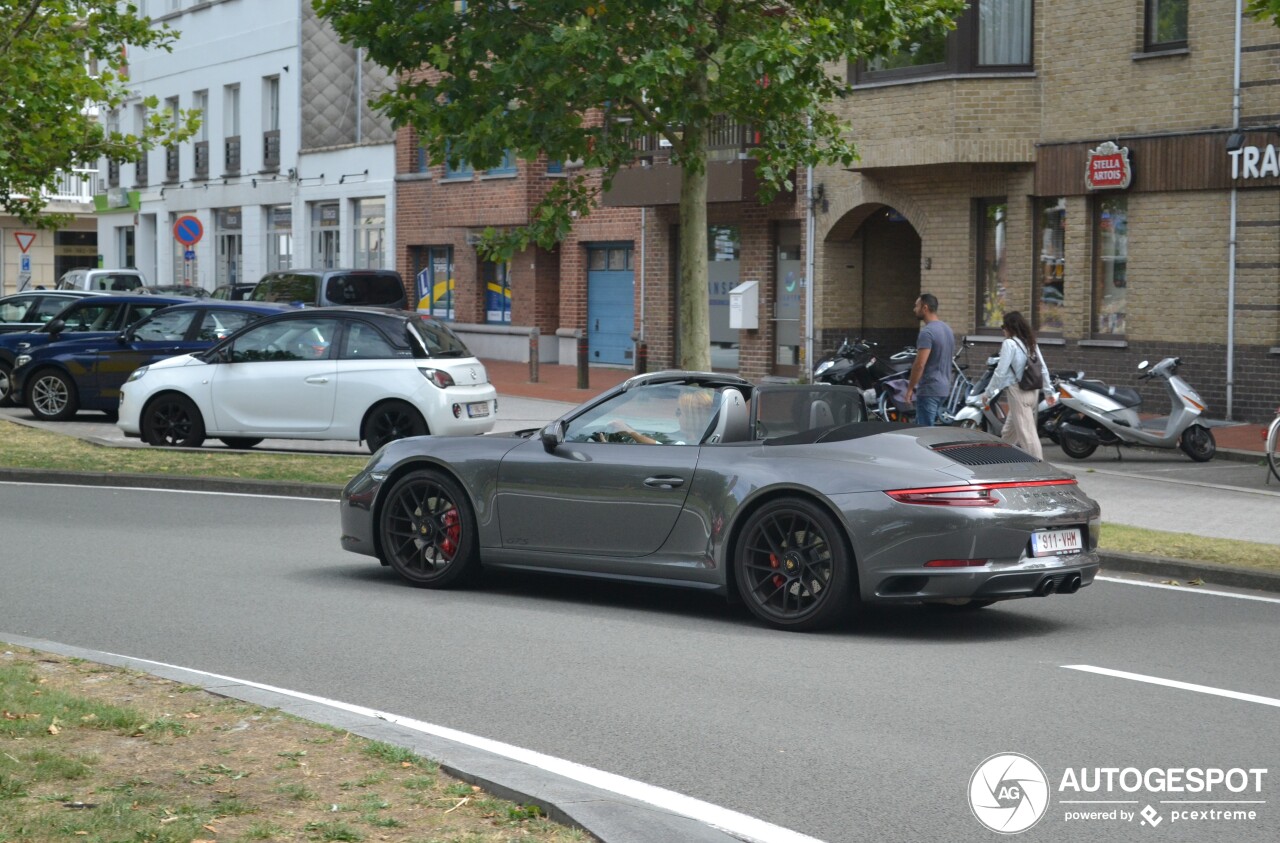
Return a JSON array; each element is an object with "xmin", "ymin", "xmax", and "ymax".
[{"xmin": 977, "ymin": 311, "xmax": 1055, "ymax": 458}]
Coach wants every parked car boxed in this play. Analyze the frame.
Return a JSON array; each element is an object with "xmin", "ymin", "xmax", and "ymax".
[
  {"xmin": 338, "ymin": 373, "xmax": 1101, "ymax": 631},
  {"xmin": 248, "ymin": 269, "xmax": 407, "ymax": 309},
  {"xmin": 117, "ymin": 307, "xmax": 495, "ymax": 451},
  {"xmin": 145, "ymin": 284, "xmax": 210, "ymax": 298},
  {"xmin": 0, "ymin": 294, "xmax": 184, "ymax": 406},
  {"xmin": 56, "ymin": 268, "xmax": 147, "ymax": 293},
  {"xmin": 0, "ymin": 291, "xmax": 97, "ymax": 335},
  {"xmin": 12, "ymin": 300, "xmax": 293, "ymax": 421},
  {"xmin": 210, "ymin": 282, "xmax": 258, "ymax": 301}
]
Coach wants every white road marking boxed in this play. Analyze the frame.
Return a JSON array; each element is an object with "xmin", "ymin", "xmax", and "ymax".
[
  {"xmin": 1096, "ymin": 575, "xmax": 1280, "ymax": 604},
  {"xmin": 1062, "ymin": 665, "xmax": 1280, "ymax": 709},
  {"xmin": 100, "ymin": 652, "xmax": 824, "ymax": 843},
  {"xmin": 0, "ymin": 480, "xmax": 337, "ymax": 503}
]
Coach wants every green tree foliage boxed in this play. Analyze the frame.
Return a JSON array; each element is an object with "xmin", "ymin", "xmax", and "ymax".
[
  {"xmin": 0, "ymin": 1, "xmax": 198, "ymax": 226},
  {"xmin": 317, "ymin": 0, "xmax": 962, "ymax": 369},
  {"xmin": 1248, "ymin": 0, "xmax": 1280, "ymax": 26}
]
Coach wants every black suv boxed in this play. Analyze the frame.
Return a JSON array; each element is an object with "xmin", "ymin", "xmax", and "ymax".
[{"xmin": 248, "ymin": 269, "xmax": 407, "ymax": 309}]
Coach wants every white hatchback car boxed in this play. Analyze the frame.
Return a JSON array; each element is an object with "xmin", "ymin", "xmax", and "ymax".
[{"xmin": 117, "ymin": 307, "xmax": 497, "ymax": 452}]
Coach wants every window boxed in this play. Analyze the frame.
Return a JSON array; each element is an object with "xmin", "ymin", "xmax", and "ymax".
[
  {"xmin": 482, "ymin": 260, "xmax": 511, "ymax": 323},
  {"xmin": 215, "ymin": 207, "xmax": 243, "ymax": 286},
  {"xmin": 132, "ymin": 309, "xmax": 197, "ymax": 342},
  {"xmin": 563, "ymin": 384, "xmax": 719, "ymax": 446},
  {"xmin": 976, "ymin": 199, "xmax": 1008, "ymax": 331},
  {"xmin": 341, "ymin": 322, "xmax": 399, "ymax": 359},
  {"xmin": 1034, "ymin": 198, "xmax": 1067, "ymax": 333},
  {"xmin": 419, "ymin": 246, "xmax": 454, "ymax": 320},
  {"xmin": 263, "ymin": 76, "xmax": 281, "ymax": 170},
  {"xmin": 224, "ymin": 84, "xmax": 241, "ymax": 173},
  {"xmin": 133, "ymin": 104, "xmax": 149, "ymax": 186},
  {"xmin": 1145, "ymin": 0, "xmax": 1188, "ymax": 51},
  {"xmin": 193, "ymin": 90, "xmax": 208, "ymax": 142},
  {"xmin": 486, "ymin": 149, "xmax": 517, "ymax": 176},
  {"xmin": 311, "ymin": 203, "xmax": 340, "ymax": 268},
  {"xmin": 197, "ymin": 309, "xmax": 259, "ymax": 342},
  {"xmin": 266, "ymin": 205, "xmax": 293, "ymax": 271},
  {"xmin": 1093, "ymin": 196, "xmax": 1128, "ymax": 336},
  {"xmin": 854, "ymin": 0, "xmax": 1032, "ymax": 82},
  {"xmin": 229, "ymin": 318, "xmax": 336, "ymax": 363},
  {"xmin": 353, "ymin": 199, "xmax": 386, "ymax": 269},
  {"xmin": 0, "ymin": 299, "xmax": 32, "ymax": 322},
  {"xmin": 165, "ymin": 97, "xmax": 180, "ymax": 181},
  {"xmin": 443, "ymin": 146, "xmax": 473, "ymax": 180}
]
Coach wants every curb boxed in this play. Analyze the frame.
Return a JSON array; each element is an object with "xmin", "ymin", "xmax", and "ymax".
[
  {"xmin": 0, "ymin": 467, "xmax": 342, "ymax": 499},
  {"xmin": 1099, "ymin": 550, "xmax": 1280, "ymax": 594}
]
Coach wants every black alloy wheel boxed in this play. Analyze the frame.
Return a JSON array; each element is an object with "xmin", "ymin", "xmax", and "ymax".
[
  {"xmin": 27, "ymin": 369, "xmax": 79, "ymax": 421},
  {"xmin": 364, "ymin": 401, "xmax": 428, "ymax": 453},
  {"xmin": 0, "ymin": 361, "xmax": 14, "ymax": 407},
  {"xmin": 734, "ymin": 497, "xmax": 853, "ymax": 631},
  {"xmin": 378, "ymin": 470, "xmax": 478, "ymax": 588},
  {"xmin": 1179, "ymin": 425, "xmax": 1216, "ymax": 462},
  {"xmin": 141, "ymin": 394, "xmax": 206, "ymax": 448},
  {"xmin": 219, "ymin": 437, "xmax": 263, "ymax": 449}
]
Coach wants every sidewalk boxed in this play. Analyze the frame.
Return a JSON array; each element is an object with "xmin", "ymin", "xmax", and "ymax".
[{"xmin": 481, "ymin": 359, "xmax": 1272, "ymax": 456}]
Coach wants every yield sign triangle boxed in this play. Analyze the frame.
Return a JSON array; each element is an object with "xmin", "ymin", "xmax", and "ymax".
[{"xmin": 14, "ymin": 231, "xmax": 36, "ymax": 253}]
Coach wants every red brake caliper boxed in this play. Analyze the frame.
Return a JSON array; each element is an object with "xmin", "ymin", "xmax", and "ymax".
[
  {"xmin": 770, "ymin": 553, "xmax": 784, "ymax": 588},
  {"xmin": 440, "ymin": 509, "xmax": 460, "ymax": 557}
]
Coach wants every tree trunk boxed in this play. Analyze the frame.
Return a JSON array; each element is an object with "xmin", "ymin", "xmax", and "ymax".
[{"xmin": 676, "ymin": 121, "xmax": 711, "ymax": 372}]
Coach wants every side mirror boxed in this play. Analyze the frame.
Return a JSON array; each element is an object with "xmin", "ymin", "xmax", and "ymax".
[
  {"xmin": 46, "ymin": 318, "xmax": 65, "ymax": 337},
  {"xmin": 116, "ymin": 331, "xmax": 130, "ymax": 344},
  {"xmin": 540, "ymin": 419, "xmax": 566, "ymax": 452},
  {"xmin": 210, "ymin": 345, "xmax": 233, "ymax": 364}
]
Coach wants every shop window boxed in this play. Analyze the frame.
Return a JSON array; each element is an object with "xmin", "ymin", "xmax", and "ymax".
[
  {"xmin": 266, "ymin": 205, "xmax": 293, "ymax": 272},
  {"xmin": 418, "ymin": 245, "xmax": 454, "ymax": 320},
  {"xmin": 1034, "ymin": 198, "xmax": 1067, "ymax": 334},
  {"xmin": 976, "ymin": 198, "xmax": 1009, "ymax": 331},
  {"xmin": 354, "ymin": 199, "xmax": 386, "ymax": 269},
  {"xmin": 1145, "ymin": 0, "xmax": 1188, "ymax": 52},
  {"xmin": 1092, "ymin": 195, "xmax": 1128, "ymax": 336},
  {"xmin": 482, "ymin": 260, "xmax": 512, "ymax": 323},
  {"xmin": 853, "ymin": 0, "xmax": 1032, "ymax": 83}
]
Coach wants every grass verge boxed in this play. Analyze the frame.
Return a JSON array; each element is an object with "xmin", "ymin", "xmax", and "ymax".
[
  {"xmin": 0, "ymin": 644, "xmax": 593, "ymax": 843},
  {"xmin": 0, "ymin": 420, "xmax": 361, "ymax": 487},
  {"xmin": 1100, "ymin": 523, "xmax": 1280, "ymax": 573}
]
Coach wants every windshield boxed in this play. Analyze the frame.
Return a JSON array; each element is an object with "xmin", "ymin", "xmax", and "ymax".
[{"xmin": 250, "ymin": 274, "xmax": 317, "ymax": 305}]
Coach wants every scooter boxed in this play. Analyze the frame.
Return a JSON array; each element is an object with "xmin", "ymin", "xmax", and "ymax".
[
  {"xmin": 953, "ymin": 358, "xmax": 1076, "ymax": 440},
  {"xmin": 814, "ymin": 338, "xmax": 914, "ymax": 421},
  {"xmin": 1053, "ymin": 357, "xmax": 1216, "ymax": 462}
]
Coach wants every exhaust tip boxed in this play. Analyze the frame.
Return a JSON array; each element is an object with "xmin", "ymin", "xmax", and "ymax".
[
  {"xmin": 1061, "ymin": 574, "xmax": 1082, "ymax": 594},
  {"xmin": 1037, "ymin": 577, "xmax": 1057, "ymax": 596}
]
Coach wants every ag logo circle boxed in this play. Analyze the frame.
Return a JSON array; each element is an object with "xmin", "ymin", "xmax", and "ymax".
[{"xmin": 969, "ymin": 752, "xmax": 1050, "ymax": 834}]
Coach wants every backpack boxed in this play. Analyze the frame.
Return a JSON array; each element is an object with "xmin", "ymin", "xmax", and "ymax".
[{"xmin": 1018, "ymin": 342, "xmax": 1043, "ymax": 391}]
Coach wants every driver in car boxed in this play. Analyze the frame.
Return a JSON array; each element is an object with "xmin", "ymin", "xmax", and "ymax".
[{"xmin": 605, "ymin": 388, "xmax": 716, "ymax": 445}]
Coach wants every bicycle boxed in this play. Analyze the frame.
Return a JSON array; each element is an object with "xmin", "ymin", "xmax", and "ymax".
[{"xmin": 1265, "ymin": 404, "xmax": 1280, "ymax": 484}]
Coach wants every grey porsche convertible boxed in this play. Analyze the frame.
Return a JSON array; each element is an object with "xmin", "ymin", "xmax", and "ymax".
[{"xmin": 340, "ymin": 371, "xmax": 1101, "ymax": 630}]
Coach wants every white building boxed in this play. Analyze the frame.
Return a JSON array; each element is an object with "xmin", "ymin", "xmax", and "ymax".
[{"xmin": 97, "ymin": 0, "xmax": 396, "ymax": 290}]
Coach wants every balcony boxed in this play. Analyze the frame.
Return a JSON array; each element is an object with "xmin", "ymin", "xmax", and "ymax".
[
  {"xmin": 604, "ymin": 117, "xmax": 787, "ymax": 207},
  {"xmin": 262, "ymin": 129, "xmax": 280, "ymax": 171},
  {"xmin": 194, "ymin": 140, "xmax": 209, "ymax": 179},
  {"xmin": 165, "ymin": 146, "xmax": 180, "ymax": 183},
  {"xmin": 21, "ymin": 168, "xmax": 101, "ymax": 206},
  {"xmin": 224, "ymin": 136, "xmax": 241, "ymax": 175}
]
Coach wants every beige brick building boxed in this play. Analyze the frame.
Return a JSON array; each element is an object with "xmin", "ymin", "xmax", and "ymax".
[{"xmin": 818, "ymin": 0, "xmax": 1279, "ymax": 422}]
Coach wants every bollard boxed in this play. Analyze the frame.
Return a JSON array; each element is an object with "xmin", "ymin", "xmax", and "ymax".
[
  {"xmin": 635, "ymin": 341, "xmax": 648, "ymax": 375},
  {"xmin": 528, "ymin": 328, "xmax": 540, "ymax": 383},
  {"xmin": 577, "ymin": 333, "xmax": 589, "ymax": 389}
]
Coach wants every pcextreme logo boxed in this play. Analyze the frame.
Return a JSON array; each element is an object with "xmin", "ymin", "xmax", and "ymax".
[{"xmin": 968, "ymin": 754, "xmax": 1269, "ymax": 834}]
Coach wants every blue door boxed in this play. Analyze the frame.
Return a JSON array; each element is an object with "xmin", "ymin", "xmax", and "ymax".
[{"xmin": 586, "ymin": 246, "xmax": 634, "ymax": 365}]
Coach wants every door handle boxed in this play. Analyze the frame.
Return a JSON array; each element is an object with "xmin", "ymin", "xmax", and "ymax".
[
  {"xmin": 644, "ymin": 476, "xmax": 686, "ymax": 489},
  {"xmin": 305, "ymin": 376, "xmax": 329, "ymax": 384}
]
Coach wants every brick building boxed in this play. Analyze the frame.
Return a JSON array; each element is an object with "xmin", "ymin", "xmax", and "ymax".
[
  {"xmin": 815, "ymin": 0, "xmax": 1279, "ymax": 422},
  {"xmin": 394, "ymin": 1, "xmax": 1278, "ymax": 421}
]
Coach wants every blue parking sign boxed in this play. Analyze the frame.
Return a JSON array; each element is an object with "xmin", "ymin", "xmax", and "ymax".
[{"xmin": 20, "ymin": 255, "xmax": 30, "ymax": 272}]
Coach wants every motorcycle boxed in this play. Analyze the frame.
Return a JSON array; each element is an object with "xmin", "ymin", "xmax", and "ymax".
[
  {"xmin": 813, "ymin": 338, "xmax": 914, "ymax": 422},
  {"xmin": 1053, "ymin": 357, "xmax": 1216, "ymax": 462}
]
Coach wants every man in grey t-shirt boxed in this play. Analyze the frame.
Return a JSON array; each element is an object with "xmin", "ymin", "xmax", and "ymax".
[{"xmin": 905, "ymin": 293, "xmax": 955, "ymax": 426}]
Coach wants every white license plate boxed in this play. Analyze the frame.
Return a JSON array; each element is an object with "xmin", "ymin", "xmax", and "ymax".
[
  {"xmin": 466, "ymin": 401, "xmax": 490, "ymax": 418},
  {"xmin": 1031, "ymin": 528, "xmax": 1083, "ymax": 557}
]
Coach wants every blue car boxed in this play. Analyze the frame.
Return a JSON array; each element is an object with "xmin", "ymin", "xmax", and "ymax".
[
  {"xmin": 13, "ymin": 300, "xmax": 293, "ymax": 421},
  {"xmin": 0, "ymin": 294, "xmax": 184, "ymax": 407}
]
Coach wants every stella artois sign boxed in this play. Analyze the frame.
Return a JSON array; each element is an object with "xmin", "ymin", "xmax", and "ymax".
[{"xmin": 1086, "ymin": 141, "xmax": 1132, "ymax": 190}]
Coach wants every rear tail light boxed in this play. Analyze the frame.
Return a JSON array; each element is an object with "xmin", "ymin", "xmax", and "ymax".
[
  {"xmin": 886, "ymin": 478, "xmax": 1076, "ymax": 507},
  {"xmin": 419, "ymin": 367, "xmax": 455, "ymax": 389}
]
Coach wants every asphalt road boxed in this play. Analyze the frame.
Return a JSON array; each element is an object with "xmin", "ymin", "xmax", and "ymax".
[{"xmin": 2, "ymin": 483, "xmax": 1277, "ymax": 842}]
